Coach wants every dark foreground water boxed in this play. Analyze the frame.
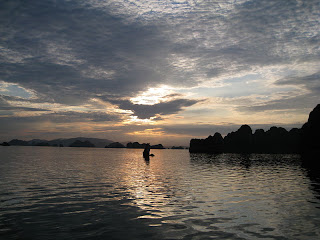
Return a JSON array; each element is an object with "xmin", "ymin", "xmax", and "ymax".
[{"xmin": 1, "ymin": 147, "xmax": 320, "ymax": 240}]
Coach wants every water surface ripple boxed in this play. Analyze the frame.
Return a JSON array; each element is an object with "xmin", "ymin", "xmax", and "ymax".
[{"xmin": 1, "ymin": 147, "xmax": 320, "ymax": 239}]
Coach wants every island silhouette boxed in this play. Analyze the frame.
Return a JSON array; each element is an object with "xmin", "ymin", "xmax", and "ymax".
[
  {"xmin": 2, "ymin": 104, "xmax": 319, "ymax": 163},
  {"xmin": 126, "ymin": 142, "xmax": 165, "ymax": 149},
  {"xmin": 3, "ymin": 137, "xmax": 112, "ymax": 148},
  {"xmin": 69, "ymin": 140, "xmax": 95, "ymax": 148},
  {"xmin": 105, "ymin": 142, "xmax": 126, "ymax": 148},
  {"xmin": 190, "ymin": 104, "xmax": 320, "ymax": 156},
  {"xmin": 0, "ymin": 142, "xmax": 10, "ymax": 146}
]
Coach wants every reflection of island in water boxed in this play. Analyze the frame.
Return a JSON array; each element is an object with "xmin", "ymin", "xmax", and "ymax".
[
  {"xmin": 190, "ymin": 104, "xmax": 320, "ymax": 159},
  {"xmin": 302, "ymin": 154, "xmax": 320, "ymax": 201},
  {"xmin": 190, "ymin": 152, "xmax": 320, "ymax": 219}
]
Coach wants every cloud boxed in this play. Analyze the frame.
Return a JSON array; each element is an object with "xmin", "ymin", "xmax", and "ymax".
[
  {"xmin": 236, "ymin": 93, "xmax": 319, "ymax": 112},
  {"xmin": 0, "ymin": 96, "xmax": 49, "ymax": 112},
  {"xmin": 0, "ymin": 0, "xmax": 175, "ymax": 105},
  {"xmin": 0, "ymin": 111, "xmax": 119, "ymax": 130},
  {"xmin": 0, "ymin": 0, "xmax": 319, "ymax": 143},
  {"xmin": 237, "ymin": 72, "xmax": 320, "ymax": 112},
  {"xmin": 0, "ymin": 106, "xmax": 49, "ymax": 112},
  {"xmin": 35, "ymin": 111, "xmax": 120, "ymax": 123},
  {"xmin": 111, "ymin": 98, "xmax": 201, "ymax": 119},
  {"xmin": 275, "ymin": 72, "xmax": 320, "ymax": 92},
  {"xmin": 2, "ymin": 0, "xmax": 318, "ymax": 106},
  {"xmin": 0, "ymin": 109, "xmax": 121, "ymax": 140}
]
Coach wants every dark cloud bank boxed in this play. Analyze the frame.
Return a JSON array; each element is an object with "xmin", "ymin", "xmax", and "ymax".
[{"xmin": 110, "ymin": 99, "xmax": 201, "ymax": 119}]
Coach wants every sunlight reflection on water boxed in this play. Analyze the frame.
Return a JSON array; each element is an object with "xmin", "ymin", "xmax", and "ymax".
[{"xmin": 1, "ymin": 147, "xmax": 320, "ymax": 239}]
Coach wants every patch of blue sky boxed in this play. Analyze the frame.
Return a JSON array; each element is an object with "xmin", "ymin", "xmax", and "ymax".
[{"xmin": 0, "ymin": 82, "xmax": 33, "ymax": 99}]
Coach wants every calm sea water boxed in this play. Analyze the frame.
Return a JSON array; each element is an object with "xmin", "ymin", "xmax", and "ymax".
[{"xmin": 1, "ymin": 146, "xmax": 320, "ymax": 240}]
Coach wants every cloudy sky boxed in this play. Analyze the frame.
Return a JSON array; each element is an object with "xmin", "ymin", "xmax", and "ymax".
[{"xmin": 0, "ymin": 0, "xmax": 319, "ymax": 146}]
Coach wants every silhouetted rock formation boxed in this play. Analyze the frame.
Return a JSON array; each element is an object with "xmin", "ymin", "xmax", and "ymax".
[
  {"xmin": 266, "ymin": 127, "xmax": 300, "ymax": 153},
  {"xmin": 189, "ymin": 104, "xmax": 319, "ymax": 156},
  {"xmin": 7, "ymin": 139, "xmax": 51, "ymax": 146},
  {"xmin": 22, "ymin": 139, "xmax": 51, "ymax": 147},
  {"xmin": 69, "ymin": 140, "xmax": 95, "ymax": 147},
  {"xmin": 150, "ymin": 144, "xmax": 164, "ymax": 149},
  {"xmin": 190, "ymin": 132, "xmax": 224, "ymax": 153},
  {"xmin": 49, "ymin": 137, "xmax": 112, "ymax": 148},
  {"xmin": 34, "ymin": 142, "xmax": 50, "ymax": 146},
  {"xmin": 29, "ymin": 139, "xmax": 49, "ymax": 146},
  {"xmin": 6, "ymin": 137, "xmax": 112, "ymax": 148},
  {"xmin": 127, "ymin": 142, "xmax": 164, "ymax": 149},
  {"xmin": 127, "ymin": 142, "xmax": 146, "ymax": 148},
  {"xmin": 252, "ymin": 129, "xmax": 266, "ymax": 153},
  {"xmin": 8, "ymin": 139, "xmax": 29, "ymax": 146},
  {"xmin": 301, "ymin": 104, "xmax": 320, "ymax": 154},
  {"xmin": 287, "ymin": 128, "xmax": 302, "ymax": 153},
  {"xmin": 1, "ymin": 142, "xmax": 10, "ymax": 146},
  {"xmin": 224, "ymin": 125, "xmax": 253, "ymax": 153},
  {"xmin": 171, "ymin": 146, "xmax": 184, "ymax": 149},
  {"xmin": 105, "ymin": 142, "xmax": 125, "ymax": 148}
]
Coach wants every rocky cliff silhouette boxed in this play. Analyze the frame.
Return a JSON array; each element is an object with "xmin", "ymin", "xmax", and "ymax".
[
  {"xmin": 126, "ymin": 142, "xmax": 164, "ymax": 149},
  {"xmin": 190, "ymin": 132, "xmax": 224, "ymax": 153},
  {"xmin": 190, "ymin": 104, "xmax": 319, "ymax": 155},
  {"xmin": 105, "ymin": 142, "xmax": 126, "ymax": 148},
  {"xmin": 8, "ymin": 139, "xmax": 29, "ymax": 146},
  {"xmin": 301, "ymin": 104, "xmax": 320, "ymax": 154}
]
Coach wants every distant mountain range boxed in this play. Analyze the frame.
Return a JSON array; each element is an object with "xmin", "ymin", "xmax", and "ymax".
[
  {"xmin": 2, "ymin": 138, "xmax": 183, "ymax": 149},
  {"xmin": 7, "ymin": 137, "xmax": 113, "ymax": 148}
]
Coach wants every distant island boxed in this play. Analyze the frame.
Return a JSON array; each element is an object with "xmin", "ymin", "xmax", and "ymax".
[
  {"xmin": 0, "ymin": 142, "xmax": 10, "ymax": 146},
  {"xmin": 105, "ymin": 142, "xmax": 126, "ymax": 148},
  {"xmin": 171, "ymin": 146, "xmax": 185, "ymax": 149},
  {"xmin": 4, "ymin": 104, "xmax": 318, "ymax": 154},
  {"xmin": 104, "ymin": 142, "xmax": 185, "ymax": 149},
  {"xmin": 1, "ymin": 137, "xmax": 169, "ymax": 150},
  {"xmin": 190, "ymin": 104, "xmax": 320, "ymax": 156},
  {"xmin": 69, "ymin": 140, "xmax": 95, "ymax": 148},
  {"xmin": 126, "ymin": 142, "xmax": 165, "ymax": 149},
  {"xmin": 1, "ymin": 137, "xmax": 112, "ymax": 148}
]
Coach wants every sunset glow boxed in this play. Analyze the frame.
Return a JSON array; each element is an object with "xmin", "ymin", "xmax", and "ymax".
[{"xmin": 130, "ymin": 86, "xmax": 175, "ymax": 105}]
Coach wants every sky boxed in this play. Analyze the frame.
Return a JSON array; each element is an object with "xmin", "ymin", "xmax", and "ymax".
[{"xmin": 0, "ymin": 0, "xmax": 319, "ymax": 146}]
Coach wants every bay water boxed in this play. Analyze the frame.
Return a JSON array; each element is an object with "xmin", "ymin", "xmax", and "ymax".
[{"xmin": 1, "ymin": 146, "xmax": 320, "ymax": 239}]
